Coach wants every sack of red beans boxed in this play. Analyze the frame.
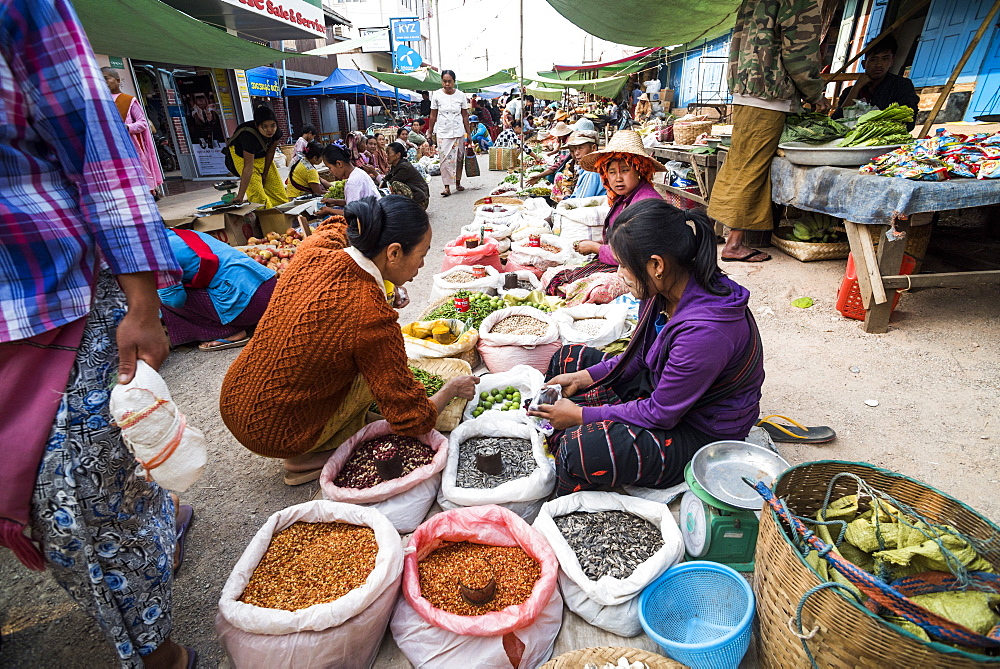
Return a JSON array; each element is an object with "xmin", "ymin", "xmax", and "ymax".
[
  {"xmin": 319, "ymin": 421, "xmax": 449, "ymax": 534},
  {"xmin": 390, "ymin": 505, "xmax": 563, "ymax": 668},
  {"xmin": 216, "ymin": 501, "xmax": 402, "ymax": 669}
]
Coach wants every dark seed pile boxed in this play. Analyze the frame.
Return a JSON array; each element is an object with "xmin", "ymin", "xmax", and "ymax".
[
  {"xmin": 455, "ymin": 437, "xmax": 535, "ymax": 488},
  {"xmin": 553, "ymin": 511, "xmax": 663, "ymax": 580},
  {"xmin": 333, "ymin": 435, "xmax": 435, "ymax": 488}
]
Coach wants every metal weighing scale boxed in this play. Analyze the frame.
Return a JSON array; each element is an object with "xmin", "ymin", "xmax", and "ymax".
[{"xmin": 680, "ymin": 441, "xmax": 790, "ymax": 572}]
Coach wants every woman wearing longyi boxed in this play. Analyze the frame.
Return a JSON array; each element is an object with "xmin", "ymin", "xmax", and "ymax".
[
  {"xmin": 529, "ymin": 200, "xmax": 764, "ymax": 495},
  {"xmin": 220, "ymin": 196, "xmax": 479, "ymax": 485}
]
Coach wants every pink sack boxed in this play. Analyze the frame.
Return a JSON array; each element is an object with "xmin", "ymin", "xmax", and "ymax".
[
  {"xmin": 441, "ymin": 236, "xmax": 502, "ymax": 273},
  {"xmin": 391, "ymin": 505, "xmax": 563, "ymax": 668},
  {"xmin": 320, "ymin": 420, "xmax": 448, "ymax": 534},
  {"xmin": 502, "ymin": 259, "xmax": 545, "ymax": 279}
]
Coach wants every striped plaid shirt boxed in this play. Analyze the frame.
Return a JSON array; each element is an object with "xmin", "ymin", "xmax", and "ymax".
[{"xmin": 0, "ymin": 0, "xmax": 179, "ymax": 342}]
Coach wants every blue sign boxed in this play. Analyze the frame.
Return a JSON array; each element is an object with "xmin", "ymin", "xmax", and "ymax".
[
  {"xmin": 392, "ymin": 18, "xmax": 421, "ymax": 43},
  {"xmin": 244, "ymin": 66, "xmax": 281, "ymax": 98},
  {"xmin": 393, "ymin": 45, "xmax": 422, "ymax": 73}
]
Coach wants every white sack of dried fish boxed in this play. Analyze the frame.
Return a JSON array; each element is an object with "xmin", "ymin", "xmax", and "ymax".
[
  {"xmin": 533, "ymin": 491, "xmax": 684, "ymax": 637},
  {"xmin": 439, "ymin": 415, "xmax": 554, "ymax": 522},
  {"xmin": 216, "ymin": 500, "xmax": 403, "ymax": 668},
  {"xmin": 428, "ymin": 265, "xmax": 501, "ymax": 303},
  {"xmin": 477, "ymin": 306, "xmax": 561, "ymax": 374},
  {"xmin": 552, "ymin": 303, "xmax": 632, "ymax": 349}
]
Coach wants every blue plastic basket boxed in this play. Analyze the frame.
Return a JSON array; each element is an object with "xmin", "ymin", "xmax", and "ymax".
[{"xmin": 638, "ymin": 561, "xmax": 755, "ymax": 669}]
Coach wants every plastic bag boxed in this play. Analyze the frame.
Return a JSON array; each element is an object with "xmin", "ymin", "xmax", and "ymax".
[
  {"xmin": 109, "ymin": 360, "xmax": 206, "ymax": 492},
  {"xmin": 552, "ymin": 303, "xmax": 631, "ymax": 349},
  {"xmin": 510, "ymin": 225, "xmax": 554, "ymax": 243},
  {"xmin": 509, "ymin": 234, "xmax": 579, "ymax": 270},
  {"xmin": 532, "ymin": 491, "xmax": 684, "ymax": 637},
  {"xmin": 439, "ymin": 416, "xmax": 555, "ymax": 521},
  {"xmin": 319, "ymin": 421, "xmax": 448, "ymax": 534},
  {"xmin": 217, "ymin": 501, "xmax": 403, "ymax": 669},
  {"xmin": 553, "ymin": 196, "xmax": 609, "ymax": 243},
  {"xmin": 496, "ymin": 269, "xmax": 543, "ymax": 298},
  {"xmin": 460, "ymin": 220, "xmax": 518, "ymax": 242},
  {"xmin": 403, "ymin": 320, "xmax": 479, "ymax": 360},
  {"xmin": 441, "ymin": 237, "xmax": 502, "ymax": 273},
  {"xmin": 429, "ymin": 265, "xmax": 501, "ymax": 303},
  {"xmin": 461, "ymin": 364, "xmax": 544, "ymax": 423},
  {"xmin": 477, "ymin": 306, "xmax": 561, "ymax": 374},
  {"xmin": 390, "ymin": 505, "xmax": 563, "ymax": 669},
  {"xmin": 521, "ymin": 197, "xmax": 553, "ymax": 223},
  {"xmin": 471, "ymin": 203, "xmax": 523, "ymax": 229}
]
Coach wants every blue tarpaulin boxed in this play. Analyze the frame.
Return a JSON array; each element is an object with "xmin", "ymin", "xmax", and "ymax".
[{"xmin": 284, "ymin": 68, "xmax": 419, "ymax": 102}]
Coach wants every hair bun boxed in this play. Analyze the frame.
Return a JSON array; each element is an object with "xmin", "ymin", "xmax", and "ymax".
[{"xmin": 345, "ymin": 196, "xmax": 385, "ymax": 255}]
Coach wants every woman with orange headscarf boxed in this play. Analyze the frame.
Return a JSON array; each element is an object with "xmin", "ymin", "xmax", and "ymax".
[{"xmin": 545, "ymin": 130, "xmax": 664, "ymax": 297}]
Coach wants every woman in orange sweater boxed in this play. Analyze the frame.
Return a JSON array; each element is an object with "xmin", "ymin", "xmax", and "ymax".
[{"xmin": 220, "ymin": 196, "xmax": 479, "ymax": 484}]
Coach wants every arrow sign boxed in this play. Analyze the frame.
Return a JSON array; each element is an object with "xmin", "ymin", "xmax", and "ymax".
[{"xmin": 393, "ymin": 45, "xmax": 422, "ymax": 73}]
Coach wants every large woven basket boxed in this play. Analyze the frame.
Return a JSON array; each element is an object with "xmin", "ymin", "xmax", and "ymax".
[
  {"xmin": 541, "ymin": 646, "xmax": 685, "ymax": 669},
  {"xmin": 771, "ymin": 227, "xmax": 850, "ymax": 262},
  {"xmin": 754, "ymin": 460, "xmax": 1000, "ymax": 668},
  {"xmin": 474, "ymin": 196, "xmax": 525, "ymax": 208},
  {"xmin": 408, "ymin": 357, "xmax": 471, "ymax": 432},
  {"xmin": 489, "ymin": 146, "xmax": 521, "ymax": 170},
  {"xmin": 672, "ymin": 120, "xmax": 713, "ymax": 146}
]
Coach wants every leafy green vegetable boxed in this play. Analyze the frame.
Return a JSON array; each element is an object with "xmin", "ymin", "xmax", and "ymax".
[
  {"xmin": 781, "ymin": 113, "xmax": 848, "ymax": 144},
  {"xmin": 837, "ymin": 104, "xmax": 914, "ymax": 148},
  {"xmin": 791, "ymin": 297, "xmax": 814, "ymax": 309}
]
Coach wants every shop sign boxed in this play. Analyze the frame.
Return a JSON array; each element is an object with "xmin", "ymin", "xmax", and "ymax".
[
  {"xmin": 391, "ymin": 18, "xmax": 421, "ymax": 43},
  {"xmin": 245, "ymin": 67, "xmax": 282, "ymax": 98},
  {"xmin": 109, "ymin": 56, "xmax": 124, "ymax": 69},
  {"xmin": 393, "ymin": 45, "xmax": 421, "ymax": 74},
  {"xmin": 359, "ymin": 27, "xmax": 390, "ymax": 53},
  {"xmin": 221, "ymin": 0, "xmax": 325, "ymax": 38}
]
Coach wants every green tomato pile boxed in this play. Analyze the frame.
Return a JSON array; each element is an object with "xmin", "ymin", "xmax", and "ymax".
[{"xmin": 471, "ymin": 386, "xmax": 523, "ymax": 417}]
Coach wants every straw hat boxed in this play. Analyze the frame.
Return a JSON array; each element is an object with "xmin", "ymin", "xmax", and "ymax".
[
  {"xmin": 578, "ymin": 129, "xmax": 665, "ymax": 173},
  {"xmin": 565, "ymin": 130, "xmax": 598, "ymax": 147},
  {"xmin": 549, "ymin": 121, "xmax": 573, "ymax": 137},
  {"xmin": 555, "ymin": 111, "xmax": 570, "ymax": 121}
]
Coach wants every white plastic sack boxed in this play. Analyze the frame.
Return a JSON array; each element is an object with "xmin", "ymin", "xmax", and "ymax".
[
  {"xmin": 403, "ymin": 320, "xmax": 479, "ymax": 360},
  {"xmin": 552, "ymin": 196, "xmax": 608, "ymax": 244},
  {"xmin": 552, "ymin": 303, "xmax": 631, "ymax": 349},
  {"xmin": 109, "ymin": 360, "xmax": 206, "ymax": 492},
  {"xmin": 532, "ymin": 491, "xmax": 684, "ymax": 637},
  {"xmin": 509, "ymin": 234, "xmax": 579, "ymax": 270},
  {"xmin": 521, "ymin": 197, "xmax": 553, "ymax": 223},
  {"xmin": 477, "ymin": 306, "xmax": 562, "ymax": 374},
  {"xmin": 472, "ymin": 203, "xmax": 522, "ymax": 228},
  {"xmin": 461, "ymin": 219, "xmax": 518, "ymax": 241},
  {"xmin": 429, "ymin": 265, "xmax": 501, "ymax": 303},
  {"xmin": 217, "ymin": 501, "xmax": 403, "ymax": 669},
  {"xmin": 510, "ymin": 225, "xmax": 553, "ymax": 243},
  {"xmin": 439, "ymin": 416, "xmax": 555, "ymax": 522},
  {"xmin": 497, "ymin": 270, "xmax": 543, "ymax": 298},
  {"xmin": 461, "ymin": 364, "xmax": 544, "ymax": 423}
]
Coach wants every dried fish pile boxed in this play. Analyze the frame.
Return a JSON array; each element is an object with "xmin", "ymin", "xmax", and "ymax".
[
  {"xmin": 553, "ymin": 511, "xmax": 663, "ymax": 580},
  {"xmin": 455, "ymin": 437, "xmax": 536, "ymax": 488}
]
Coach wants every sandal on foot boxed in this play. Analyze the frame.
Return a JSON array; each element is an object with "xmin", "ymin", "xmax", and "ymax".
[
  {"xmin": 757, "ymin": 414, "xmax": 836, "ymax": 443},
  {"xmin": 456, "ymin": 185, "xmax": 466, "ymax": 192},
  {"xmin": 721, "ymin": 249, "xmax": 771, "ymax": 263},
  {"xmin": 198, "ymin": 336, "xmax": 250, "ymax": 351},
  {"xmin": 283, "ymin": 468, "xmax": 323, "ymax": 486},
  {"xmin": 174, "ymin": 504, "xmax": 194, "ymax": 575}
]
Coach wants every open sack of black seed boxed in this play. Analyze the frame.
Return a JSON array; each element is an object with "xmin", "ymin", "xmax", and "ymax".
[
  {"xmin": 216, "ymin": 501, "xmax": 403, "ymax": 669},
  {"xmin": 319, "ymin": 421, "xmax": 449, "ymax": 534},
  {"xmin": 532, "ymin": 491, "xmax": 685, "ymax": 637},
  {"xmin": 438, "ymin": 415, "xmax": 555, "ymax": 522},
  {"xmin": 390, "ymin": 505, "xmax": 563, "ymax": 669}
]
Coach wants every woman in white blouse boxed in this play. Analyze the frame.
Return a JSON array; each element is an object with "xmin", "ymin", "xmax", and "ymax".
[{"xmin": 426, "ymin": 70, "xmax": 472, "ymax": 197}]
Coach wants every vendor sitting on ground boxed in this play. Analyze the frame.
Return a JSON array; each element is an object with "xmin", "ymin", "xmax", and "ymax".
[
  {"xmin": 226, "ymin": 105, "xmax": 289, "ymax": 208},
  {"xmin": 220, "ymin": 196, "xmax": 479, "ymax": 485},
  {"xmin": 545, "ymin": 129, "xmax": 663, "ymax": 297},
  {"xmin": 284, "ymin": 140, "xmax": 331, "ymax": 198},
  {"xmin": 314, "ymin": 144, "xmax": 380, "ymax": 218},
  {"xmin": 527, "ymin": 121, "xmax": 573, "ymax": 186},
  {"xmin": 530, "ymin": 199, "xmax": 764, "ymax": 494},
  {"xmin": 469, "ymin": 115, "xmax": 492, "ymax": 152},
  {"xmin": 562, "ymin": 131, "xmax": 606, "ymax": 200},
  {"xmin": 833, "ymin": 35, "xmax": 919, "ymax": 130},
  {"xmin": 159, "ymin": 228, "xmax": 277, "ymax": 350},
  {"xmin": 382, "ymin": 141, "xmax": 430, "ymax": 210}
]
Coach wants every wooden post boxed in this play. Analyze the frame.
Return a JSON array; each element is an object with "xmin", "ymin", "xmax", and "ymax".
[
  {"xmin": 863, "ymin": 219, "xmax": 911, "ymax": 334},
  {"xmin": 918, "ymin": 0, "xmax": 1000, "ymax": 138}
]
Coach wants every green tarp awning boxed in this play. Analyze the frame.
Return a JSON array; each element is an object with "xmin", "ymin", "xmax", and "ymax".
[
  {"xmin": 529, "ymin": 73, "xmax": 629, "ymax": 98},
  {"xmin": 363, "ymin": 68, "xmax": 519, "ymax": 92},
  {"xmin": 543, "ymin": 0, "xmax": 740, "ymax": 48},
  {"xmin": 525, "ymin": 85, "xmax": 563, "ymax": 101},
  {"xmin": 73, "ymin": 0, "xmax": 297, "ymax": 70}
]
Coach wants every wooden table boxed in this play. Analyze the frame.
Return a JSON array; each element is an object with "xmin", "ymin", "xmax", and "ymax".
[
  {"xmin": 648, "ymin": 145, "xmax": 721, "ymax": 206},
  {"xmin": 769, "ymin": 157, "xmax": 1000, "ymax": 333}
]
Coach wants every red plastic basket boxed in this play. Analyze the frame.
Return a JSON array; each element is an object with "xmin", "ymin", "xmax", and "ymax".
[{"xmin": 836, "ymin": 252, "xmax": 916, "ymax": 321}]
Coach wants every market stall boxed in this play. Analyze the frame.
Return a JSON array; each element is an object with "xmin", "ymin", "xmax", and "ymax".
[
  {"xmin": 770, "ymin": 156, "xmax": 1000, "ymax": 333},
  {"xmin": 648, "ymin": 145, "xmax": 721, "ymax": 207}
]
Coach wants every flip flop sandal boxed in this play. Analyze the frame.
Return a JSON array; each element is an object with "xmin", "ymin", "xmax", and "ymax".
[
  {"xmin": 283, "ymin": 468, "xmax": 323, "ymax": 486},
  {"xmin": 757, "ymin": 414, "xmax": 837, "ymax": 443},
  {"xmin": 456, "ymin": 185, "xmax": 466, "ymax": 192},
  {"xmin": 198, "ymin": 336, "xmax": 250, "ymax": 351},
  {"xmin": 174, "ymin": 504, "xmax": 194, "ymax": 575},
  {"xmin": 721, "ymin": 249, "xmax": 771, "ymax": 262},
  {"xmin": 440, "ymin": 191, "xmax": 451, "ymax": 197},
  {"xmin": 184, "ymin": 646, "xmax": 197, "ymax": 669}
]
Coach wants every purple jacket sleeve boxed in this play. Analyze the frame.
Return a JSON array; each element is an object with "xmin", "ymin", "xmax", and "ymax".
[
  {"xmin": 585, "ymin": 349, "xmax": 645, "ymax": 385},
  {"xmin": 580, "ymin": 323, "xmax": 736, "ymax": 430}
]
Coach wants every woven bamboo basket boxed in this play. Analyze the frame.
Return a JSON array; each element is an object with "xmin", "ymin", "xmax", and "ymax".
[
  {"xmin": 540, "ymin": 646, "xmax": 686, "ymax": 669},
  {"xmin": 771, "ymin": 227, "xmax": 851, "ymax": 262},
  {"xmin": 474, "ymin": 196, "xmax": 525, "ymax": 208},
  {"xmin": 672, "ymin": 120, "xmax": 713, "ymax": 146},
  {"xmin": 866, "ymin": 221, "xmax": 934, "ymax": 272},
  {"xmin": 754, "ymin": 460, "xmax": 1000, "ymax": 669},
  {"xmin": 489, "ymin": 146, "xmax": 521, "ymax": 170},
  {"xmin": 408, "ymin": 357, "xmax": 471, "ymax": 432}
]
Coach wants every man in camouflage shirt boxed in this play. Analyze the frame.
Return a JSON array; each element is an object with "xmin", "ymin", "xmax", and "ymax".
[{"xmin": 708, "ymin": 0, "xmax": 828, "ymax": 262}]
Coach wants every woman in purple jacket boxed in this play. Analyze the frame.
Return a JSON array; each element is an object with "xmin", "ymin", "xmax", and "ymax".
[{"xmin": 530, "ymin": 199, "xmax": 764, "ymax": 495}]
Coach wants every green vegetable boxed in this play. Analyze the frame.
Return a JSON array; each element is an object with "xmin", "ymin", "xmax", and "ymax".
[
  {"xmin": 370, "ymin": 365, "xmax": 444, "ymax": 413},
  {"xmin": 786, "ymin": 213, "xmax": 842, "ymax": 243},
  {"xmin": 837, "ymin": 104, "xmax": 914, "ymax": 148},
  {"xmin": 791, "ymin": 297, "xmax": 815, "ymax": 309},
  {"xmin": 780, "ymin": 113, "xmax": 848, "ymax": 144}
]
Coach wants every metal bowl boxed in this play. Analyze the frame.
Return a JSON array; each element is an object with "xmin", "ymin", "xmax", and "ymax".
[
  {"xmin": 778, "ymin": 140, "xmax": 904, "ymax": 167},
  {"xmin": 689, "ymin": 441, "xmax": 790, "ymax": 510}
]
